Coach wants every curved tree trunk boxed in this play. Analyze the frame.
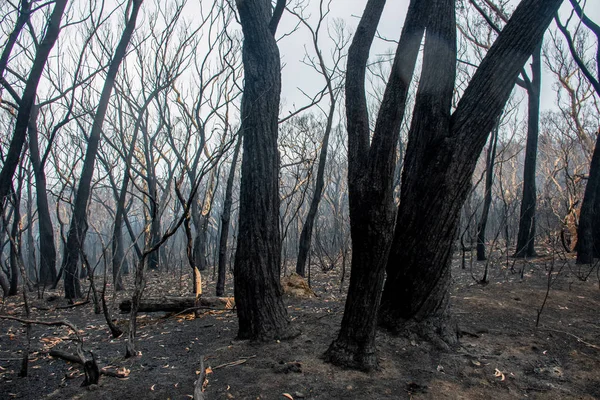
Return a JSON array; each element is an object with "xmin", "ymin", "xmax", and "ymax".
[
  {"xmin": 514, "ymin": 43, "xmax": 542, "ymax": 258},
  {"xmin": 576, "ymin": 132, "xmax": 600, "ymax": 264},
  {"xmin": 233, "ymin": 0, "xmax": 293, "ymax": 341},
  {"xmin": 380, "ymin": 0, "xmax": 561, "ymax": 340},
  {"xmin": 63, "ymin": 0, "xmax": 142, "ymax": 299},
  {"xmin": 0, "ymin": 0, "xmax": 67, "ymax": 209},
  {"xmin": 324, "ymin": 0, "xmax": 427, "ymax": 371},
  {"xmin": 216, "ymin": 134, "xmax": 241, "ymax": 297}
]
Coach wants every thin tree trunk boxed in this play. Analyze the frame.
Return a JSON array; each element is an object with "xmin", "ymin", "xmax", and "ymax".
[
  {"xmin": 233, "ymin": 0, "xmax": 293, "ymax": 341},
  {"xmin": 0, "ymin": 1, "xmax": 31, "ymax": 80},
  {"xmin": 62, "ymin": 0, "xmax": 142, "ymax": 299},
  {"xmin": 216, "ymin": 134, "xmax": 241, "ymax": 297},
  {"xmin": 9, "ymin": 190, "xmax": 21, "ymax": 296},
  {"xmin": 476, "ymin": 120, "xmax": 499, "ymax": 261},
  {"xmin": 0, "ymin": 0, "xmax": 67, "ymax": 209},
  {"xmin": 514, "ymin": 43, "xmax": 542, "ymax": 258}
]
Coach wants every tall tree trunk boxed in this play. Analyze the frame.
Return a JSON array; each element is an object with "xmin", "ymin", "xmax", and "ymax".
[
  {"xmin": 233, "ymin": 0, "xmax": 293, "ymax": 341},
  {"xmin": 514, "ymin": 43, "xmax": 542, "ymax": 258},
  {"xmin": 194, "ymin": 167, "xmax": 218, "ymax": 272},
  {"xmin": 576, "ymin": 132, "xmax": 600, "ymax": 264},
  {"xmin": 324, "ymin": 0, "xmax": 426, "ymax": 371},
  {"xmin": 295, "ymin": 103, "xmax": 335, "ymax": 277},
  {"xmin": 62, "ymin": 0, "xmax": 142, "ymax": 299},
  {"xmin": 28, "ymin": 105, "xmax": 57, "ymax": 285},
  {"xmin": 379, "ymin": 0, "xmax": 561, "ymax": 340},
  {"xmin": 476, "ymin": 121, "xmax": 499, "ymax": 261},
  {"xmin": 216, "ymin": 134, "xmax": 241, "ymax": 297},
  {"xmin": 25, "ymin": 172, "xmax": 36, "ymax": 280},
  {"xmin": 0, "ymin": 0, "xmax": 67, "ymax": 209},
  {"xmin": 9, "ymin": 190, "xmax": 22, "ymax": 296}
]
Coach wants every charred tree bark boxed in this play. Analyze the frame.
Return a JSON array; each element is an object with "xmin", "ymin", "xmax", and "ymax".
[
  {"xmin": 514, "ymin": 43, "xmax": 542, "ymax": 258},
  {"xmin": 62, "ymin": 0, "xmax": 142, "ymax": 299},
  {"xmin": 9, "ymin": 189, "xmax": 22, "ymax": 296},
  {"xmin": 555, "ymin": 1, "xmax": 600, "ymax": 260},
  {"xmin": 380, "ymin": 0, "xmax": 562, "ymax": 341},
  {"xmin": 233, "ymin": 0, "xmax": 293, "ymax": 341},
  {"xmin": 0, "ymin": 0, "xmax": 66, "ymax": 209},
  {"xmin": 476, "ymin": 121, "xmax": 499, "ymax": 261},
  {"xmin": 576, "ymin": 131, "xmax": 600, "ymax": 264},
  {"xmin": 216, "ymin": 134, "xmax": 241, "ymax": 297},
  {"xmin": 28, "ymin": 105, "xmax": 57, "ymax": 285},
  {"xmin": 324, "ymin": 0, "xmax": 426, "ymax": 371}
]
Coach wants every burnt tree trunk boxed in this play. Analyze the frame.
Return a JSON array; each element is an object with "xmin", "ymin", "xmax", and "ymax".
[
  {"xmin": 324, "ymin": 0, "xmax": 427, "ymax": 371},
  {"xmin": 295, "ymin": 29, "xmax": 338, "ymax": 278},
  {"xmin": 233, "ymin": 0, "xmax": 293, "ymax": 341},
  {"xmin": 576, "ymin": 131, "xmax": 600, "ymax": 264},
  {"xmin": 0, "ymin": 1, "xmax": 31, "ymax": 80},
  {"xmin": 476, "ymin": 121, "xmax": 499, "ymax": 261},
  {"xmin": 216, "ymin": 134, "xmax": 241, "ymax": 297},
  {"xmin": 63, "ymin": 0, "xmax": 142, "ymax": 299},
  {"xmin": 0, "ymin": 0, "xmax": 66, "ymax": 209},
  {"xmin": 9, "ymin": 187, "xmax": 22, "ymax": 296},
  {"xmin": 514, "ymin": 43, "xmax": 542, "ymax": 258},
  {"xmin": 379, "ymin": 0, "xmax": 562, "ymax": 341},
  {"xmin": 194, "ymin": 167, "xmax": 218, "ymax": 273},
  {"xmin": 28, "ymin": 105, "xmax": 57, "ymax": 285}
]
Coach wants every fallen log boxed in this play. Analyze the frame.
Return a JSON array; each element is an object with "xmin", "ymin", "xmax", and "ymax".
[{"xmin": 119, "ymin": 296, "xmax": 235, "ymax": 313}]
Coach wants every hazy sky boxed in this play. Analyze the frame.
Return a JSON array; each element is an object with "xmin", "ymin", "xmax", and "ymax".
[{"xmin": 273, "ymin": 0, "xmax": 600, "ymax": 118}]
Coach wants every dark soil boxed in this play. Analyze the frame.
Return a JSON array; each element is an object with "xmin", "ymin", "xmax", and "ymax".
[{"xmin": 1, "ymin": 252, "xmax": 599, "ymax": 399}]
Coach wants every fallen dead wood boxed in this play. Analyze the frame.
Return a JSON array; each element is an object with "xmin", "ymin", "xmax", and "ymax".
[
  {"xmin": 119, "ymin": 296, "xmax": 234, "ymax": 313},
  {"xmin": 49, "ymin": 349, "xmax": 129, "ymax": 379},
  {"xmin": 194, "ymin": 356, "xmax": 207, "ymax": 400}
]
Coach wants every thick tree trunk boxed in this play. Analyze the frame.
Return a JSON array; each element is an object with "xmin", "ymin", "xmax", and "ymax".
[
  {"xmin": 576, "ymin": 132, "xmax": 600, "ymax": 264},
  {"xmin": 0, "ymin": 0, "xmax": 66, "ymax": 208},
  {"xmin": 62, "ymin": 0, "xmax": 142, "ymax": 299},
  {"xmin": 28, "ymin": 105, "xmax": 57, "ymax": 285},
  {"xmin": 379, "ymin": 0, "xmax": 457, "ymax": 343},
  {"xmin": 514, "ymin": 43, "xmax": 542, "ymax": 258},
  {"xmin": 233, "ymin": 0, "xmax": 293, "ymax": 341},
  {"xmin": 325, "ymin": 0, "xmax": 426, "ymax": 371},
  {"xmin": 216, "ymin": 134, "xmax": 241, "ymax": 297},
  {"xmin": 476, "ymin": 122, "xmax": 499, "ymax": 261},
  {"xmin": 380, "ymin": 0, "xmax": 562, "ymax": 340}
]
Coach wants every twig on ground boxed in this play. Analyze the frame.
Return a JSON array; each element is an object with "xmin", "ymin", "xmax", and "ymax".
[{"xmin": 212, "ymin": 355, "xmax": 257, "ymax": 370}]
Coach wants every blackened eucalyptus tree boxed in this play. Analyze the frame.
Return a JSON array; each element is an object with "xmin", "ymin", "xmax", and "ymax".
[
  {"xmin": 379, "ymin": 0, "xmax": 563, "ymax": 341},
  {"xmin": 62, "ymin": 0, "xmax": 143, "ymax": 299},
  {"xmin": 233, "ymin": 0, "xmax": 295, "ymax": 340},
  {"xmin": 324, "ymin": 0, "xmax": 428, "ymax": 370}
]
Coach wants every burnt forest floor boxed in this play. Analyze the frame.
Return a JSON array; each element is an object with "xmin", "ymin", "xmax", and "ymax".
[{"xmin": 1, "ymin": 248, "xmax": 600, "ymax": 400}]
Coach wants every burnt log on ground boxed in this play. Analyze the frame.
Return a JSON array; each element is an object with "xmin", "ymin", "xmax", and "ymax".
[{"xmin": 119, "ymin": 296, "xmax": 235, "ymax": 313}]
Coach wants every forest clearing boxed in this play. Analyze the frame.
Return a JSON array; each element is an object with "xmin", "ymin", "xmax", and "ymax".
[{"xmin": 1, "ymin": 252, "xmax": 599, "ymax": 399}]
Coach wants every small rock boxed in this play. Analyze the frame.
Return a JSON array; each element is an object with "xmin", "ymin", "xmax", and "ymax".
[{"xmin": 294, "ymin": 392, "xmax": 306, "ymax": 398}]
